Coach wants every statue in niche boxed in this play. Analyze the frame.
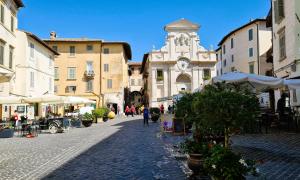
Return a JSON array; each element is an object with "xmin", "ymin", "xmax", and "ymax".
[{"xmin": 175, "ymin": 34, "xmax": 190, "ymax": 47}]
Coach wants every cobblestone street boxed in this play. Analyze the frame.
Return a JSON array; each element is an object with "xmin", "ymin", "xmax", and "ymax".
[
  {"xmin": 232, "ymin": 133, "xmax": 300, "ymax": 180},
  {"xmin": 0, "ymin": 116, "xmax": 186, "ymax": 180}
]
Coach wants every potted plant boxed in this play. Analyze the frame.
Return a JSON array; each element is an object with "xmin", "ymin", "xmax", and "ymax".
[
  {"xmin": 102, "ymin": 108, "xmax": 110, "ymax": 122},
  {"xmin": 192, "ymin": 83, "xmax": 259, "ymax": 148},
  {"xmin": 180, "ymin": 138, "xmax": 209, "ymax": 175},
  {"xmin": 92, "ymin": 108, "xmax": 106, "ymax": 123},
  {"xmin": 150, "ymin": 107, "xmax": 160, "ymax": 122},
  {"xmin": 81, "ymin": 113, "xmax": 94, "ymax": 127},
  {"xmin": 0, "ymin": 123, "xmax": 14, "ymax": 138},
  {"xmin": 204, "ymin": 145, "xmax": 259, "ymax": 180}
]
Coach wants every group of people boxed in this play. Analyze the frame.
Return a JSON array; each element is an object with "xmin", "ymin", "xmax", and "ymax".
[{"xmin": 125, "ymin": 105, "xmax": 136, "ymax": 117}]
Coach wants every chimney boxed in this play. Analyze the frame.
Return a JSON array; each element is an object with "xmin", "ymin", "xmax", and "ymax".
[{"xmin": 50, "ymin": 31, "xmax": 57, "ymax": 39}]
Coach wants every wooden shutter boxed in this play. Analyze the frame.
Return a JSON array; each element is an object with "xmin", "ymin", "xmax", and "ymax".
[
  {"xmin": 0, "ymin": 5, "xmax": 4, "ymax": 23},
  {"xmin": 274, "ymin": 0, "xmax": 279, "ymax": 23},
  {"xmin": 0, "ymin": 45, "xmax": 4, "ymax": 65},
  {"xmin": 278, "ymin": 0, "xmax": 284, "ymax": 19}
]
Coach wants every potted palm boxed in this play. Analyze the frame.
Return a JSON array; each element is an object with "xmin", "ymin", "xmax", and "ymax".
[
  {"xmin": 180, "ymin": 138, "xmax": 209, "ymax": 175},
  {"xmin": 81, "ymin": 113, "xmax": 94, "ymax": 127}
]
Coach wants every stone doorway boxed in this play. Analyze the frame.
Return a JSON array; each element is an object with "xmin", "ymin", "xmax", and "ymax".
[{"xmin": 176, "ymin": 74, "xmax": 191, "ymax": 93}]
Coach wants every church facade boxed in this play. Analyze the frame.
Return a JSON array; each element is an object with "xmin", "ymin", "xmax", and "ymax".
[{"xmin": 141, "ymin": 19, "xmax": 217, "ymax": 108}]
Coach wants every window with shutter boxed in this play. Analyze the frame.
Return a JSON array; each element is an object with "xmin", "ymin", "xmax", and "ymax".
[
  {"xmin": 10, "ymin": 16, "xmax": 14, "ymax": 32},
  {"xmin": 156, "ymin": 70, "xmax": 163, "ymax": 81},
  {"xmin": 107, "ymin": 79, "xmax": 112, "ymax": 89},
  {"xmin": 0, "ymin": 43, "xmax": 4, "ymax": 65},
  {"xmin": 279, "ymin": 30, "xmax": 286, "ymax": 60},
  {"xmin": 249, "ymin": 64, "xmax": 254, "ymax": 74},
  {"xmin": 70, "ymin": 46, "xmax": 75, "ymax": 56},
  {"xmin": 248, "ymin": 29, "xmax": 253, "ymax": 41},
  {"xmin": 86, "ymin": 80, "xmax": 93, "ymax": 92},
  {"xmin": 275, "ymin": 0, "xmax": 285, "ymax": 23},
  {"xmin": 278, "ymin": 0, "xmax": 284, "ymax": 19},
  {"xmin": 0, "ymin": 5, "xmax": 4, "ymax": 24},
  {"xmin": 9, "ymin": 46, "xmax": 13, "ymax": 69}
]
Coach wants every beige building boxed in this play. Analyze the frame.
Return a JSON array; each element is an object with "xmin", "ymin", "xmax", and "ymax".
[
  {"xmin": 217, "ymin": 19, "xmax": 273, "ymax": 76},
  {"xmin": 44, "ymin": 34, "xmax": 132, "ymax": 113},
  {"xmin": 270, "ymin": 0, "xmax": 300, "ymax": 106},
  {"xmin": 128, "ymin": 62, "xmax": 143, "ymax": 106},
  {"xmin": 0, "ymin": 0, "xmax": 23, "ymax": 118}
]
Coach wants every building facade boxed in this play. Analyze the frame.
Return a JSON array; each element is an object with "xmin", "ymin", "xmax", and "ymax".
[
  {"xmin": 217, "ymin": 19, "xmax": 272, "ymax": 76},
  {"xmin": 128, "ymin": 62, "xmax": 143, "ymax": 107},
  {"xmin": 0, "ymin": 0, "xmax": 23, "ymax": 118},
  {"xmin": 0, "ymin": 30, "xmax": 59, "ymax": 119},
  {"xmin": 44, "ymin": 35, "xmax": 132, "ymax": 113},
  {"xmin": 141, "ymin": 19, "xmax": 217, "ymax": 108},
  {"xmin": 14, "ymin": 31, "xmax": 58, "ymax": 97},
  {"xmin": 271, "ymin": 0, "xmax": 300, "ymax": 106},
  {"xmin": 101, "ymin": 42, "xmax": 131, "ymax": 113}
]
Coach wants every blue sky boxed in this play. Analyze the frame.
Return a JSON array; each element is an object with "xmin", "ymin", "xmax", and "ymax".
[{"xmin": 19, "ymin": 0, "xmax": 270, "ymax": 62}]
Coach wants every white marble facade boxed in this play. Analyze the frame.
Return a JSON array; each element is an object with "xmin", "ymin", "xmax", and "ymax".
[{"xmin": 146, "ymin": 19, "xmax": 217, "ymax": 107}]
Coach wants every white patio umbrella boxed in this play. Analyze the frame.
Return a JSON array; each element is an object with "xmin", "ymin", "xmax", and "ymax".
[
  {"xmin": 0, "ymin": 96, "xmax": 26, "ymax": 104},
  {"xmin": 64, "ymin": 96, "xmax": 96, "ymax": 104},
  {"xmin": 24, "ymin": 95, "xmax": 67, "ymax": 104},
  {"xmin": 213, "ymin": 72, "xmax": 284, "ymax": 90}
]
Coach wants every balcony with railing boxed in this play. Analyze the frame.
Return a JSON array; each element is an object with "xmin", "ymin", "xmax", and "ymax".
[{"xmin": 84, "ymin": 70, "xmax": 95, "ymax": 79}]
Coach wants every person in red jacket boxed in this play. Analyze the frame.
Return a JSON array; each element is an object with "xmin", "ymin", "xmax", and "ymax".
[
  {"xmin": 125, "ymin": 106, "xmax": 130, "ymax": 117},
  {"xmin": 131, "ymin": 105, "xmax": 136, "ymax": 117},
  {"xmin": 160, "ymin": 104, "xmax": 164, "ymax": 114}
]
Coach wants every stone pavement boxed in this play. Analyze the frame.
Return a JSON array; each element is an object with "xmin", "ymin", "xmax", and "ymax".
[
  {"xmin": 232, "ymin": 133, "xmax": 300, "ymax": 180},
  {"xmin": 0, "ymin": 116, "xmax": 186, "ymax": 180}
]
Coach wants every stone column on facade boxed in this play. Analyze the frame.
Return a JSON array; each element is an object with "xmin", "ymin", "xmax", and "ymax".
[
  {"xmin": 168, "ymin": 33, "xmax": 175, "ymax": 60},
  {"xmin": 198, "ymin": 68, "xmax": 203, "ymax": 88},
  {"xmin": 170, "ymin": 68, "xmax": 176, "ymax": 96},
  {"xmin": 192, "ymin": 67, "xmax": 199, "ymax": 91},
  {"xmin": 151, "ymin": 68, "xmax": 157, "ymax": 106},
  {"xmin": 163, "ymin": 68, "xmax": 168, "ymax": 98}
]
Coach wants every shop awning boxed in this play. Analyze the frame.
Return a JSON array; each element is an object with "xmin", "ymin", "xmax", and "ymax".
[{"xmin": 0, "ymin": 96, "xmax": 26, "ymax": 104}]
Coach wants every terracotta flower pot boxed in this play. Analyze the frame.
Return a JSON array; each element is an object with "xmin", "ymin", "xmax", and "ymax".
[{"xmin": 187, "ymin": 153, "xmax": 204, "ymax": 175}]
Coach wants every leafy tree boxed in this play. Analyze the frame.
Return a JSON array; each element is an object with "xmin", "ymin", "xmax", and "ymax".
[{"xmin": 192, "ymin": 82, "xmax": 259, "ymax": 148}]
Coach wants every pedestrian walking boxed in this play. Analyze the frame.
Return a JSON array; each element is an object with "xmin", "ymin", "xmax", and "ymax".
[
  {"xmin": 131, "ymin": 104, "xmax": 135, "ymax": 117},
  {"xmin": 160, "ymin": 104, "xmax": 164, "ymax": 114},
  {"xmin": 125, "ymin": 106, "xmax": 130, "ymax": 117},
  {"xmin": 12, "ymin": 110, "xmax": 20, "ymax": 127},
  {"xmin": 143, "ymin": 106, "xmax": 149, "ymax": 126},
  {"xmin": 168, "ymin": 105, "xmax": 171, "ymax": 114}
]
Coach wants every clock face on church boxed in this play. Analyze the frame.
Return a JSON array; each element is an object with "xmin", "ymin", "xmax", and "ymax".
[{"xmin": 177, "ymin": 59, "xmax": 189, "ymax": 71}]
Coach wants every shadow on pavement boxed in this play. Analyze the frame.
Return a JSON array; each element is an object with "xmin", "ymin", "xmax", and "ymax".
[{"xmin": 42, "ymin": 118, "xmax": 185, "ymax": 180}]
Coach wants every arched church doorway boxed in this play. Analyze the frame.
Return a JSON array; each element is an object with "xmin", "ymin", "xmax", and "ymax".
[{"xmin": 176, "ymin": 74, "xmax": 191, "ymax": 93}]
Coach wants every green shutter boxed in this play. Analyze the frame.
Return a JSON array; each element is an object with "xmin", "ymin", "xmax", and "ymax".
[
  {"xmin": 0, "ymin": 5, "xmax": 4, "ymax": 23},
  {"xmin": 0, "ymin": 45, "xmax": 4, "ymax": 65},
  {"xmin": 274, "ymin": 0, "xmax": 279, "ymax": 23},
  {"xmin": 278, "ymin": 0, "xmax": 284, "ymax": 18}
]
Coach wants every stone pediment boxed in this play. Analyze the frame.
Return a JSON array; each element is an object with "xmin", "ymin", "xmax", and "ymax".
[{"xmin": 164, "ymin": 18, "xmax": 200, "ymax": 32}]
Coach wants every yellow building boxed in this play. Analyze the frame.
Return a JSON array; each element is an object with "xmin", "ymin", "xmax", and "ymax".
[{"xmin": 44, "ymin": 33, "xmax": 132, "ymax": 113}]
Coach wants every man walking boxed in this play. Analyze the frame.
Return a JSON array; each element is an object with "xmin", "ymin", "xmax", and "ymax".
[{"xmin": 143, "ymin": 105, "xmax": 149, "ymax": 126}]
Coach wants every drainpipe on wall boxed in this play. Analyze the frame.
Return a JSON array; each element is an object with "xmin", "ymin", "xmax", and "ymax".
[
  {"xmin": 257, "ymin": 23, "xmax": 260, "ymax": 75},
  {"xmin": 99, "ymin": 42, "xmax": 104, "ymax": 107}
]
